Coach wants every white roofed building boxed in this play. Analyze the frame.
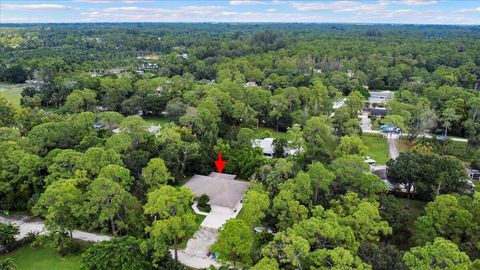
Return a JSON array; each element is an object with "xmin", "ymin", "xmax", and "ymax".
[
  {"xmin": 368, "ymin": 90, "xmax": 394, "ymax": 106},
  {"xmin": 252, "ymin": 138, "xmax": 301, "ymax": 158}
]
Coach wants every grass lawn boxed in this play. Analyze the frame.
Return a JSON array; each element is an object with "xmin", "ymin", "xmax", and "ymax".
[
  {"xmin": 397, "ymin": 137, "xmax": 475, "ymax": 162},
  {"xmin": 255, "ymin": 127, "xmax": 293, "ymax": 140},
  {"xmin": 2, "ymin": 245, "xmax": 82, "ymax": 270},
  {"xmin": 142, "ymin": 116, "xmax": 172, "ymax": 126},
  {"xmin": 0, "ymin": 83, "xmax": 24, "ymax": 108},
  {"xmin": 362, "ymin": 134, "xmax": 389, "ymax": 165}
]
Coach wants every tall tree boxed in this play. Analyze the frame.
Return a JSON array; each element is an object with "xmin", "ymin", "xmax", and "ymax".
[
  {"xmin": 82, "ymin": 177, "xmax": 143, "ymax": 235},
  {"xmin": 335, "ymin": 135, "xmax": 368, "ymax": 157},
  {"xmin": 32, "ymin": 178, "xmax": 82, "ymax": 238},
  {"xmin": 212, "ymin": 219, "xmax": 254, "ymax": 266},
  {"xmin": 403, "ymin": 237, "xmax": 473, "ymax": 270},
  {"xmin": 240, "ymin": 189, "xmax": 270, "ymax": 228},
  {"xmin": 0, "ymin": 97, "xmax": 15, "ymax": 127},
  {"xmin": 143, "ymin": 186, "xmax": 197, "ymax": 261},
  {"xmin": 141, "ymin": 158, "xmax": 173, "ymax": 190},
  {"xmin": 414, "ymin": 194, "xmax": 479, "ymax": 258},
  {"xmin": 303, "ymin": 116, "xmax": 335, "ymax": 163}
]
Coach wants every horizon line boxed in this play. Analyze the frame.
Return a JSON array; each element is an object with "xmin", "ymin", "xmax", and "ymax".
[{"xmin": 1, "ymin": 22, "xmax": 479, "ymax": 26}]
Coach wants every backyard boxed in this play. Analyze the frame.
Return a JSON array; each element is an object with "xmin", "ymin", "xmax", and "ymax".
[{"xmin": 1, "ymin": 245, "xmax": 82, "ymax": 270}]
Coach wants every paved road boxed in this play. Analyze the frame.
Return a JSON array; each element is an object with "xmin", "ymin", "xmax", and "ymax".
[
  {"xmin": 0, "ymin": 215, "xmax": 111, "ymax": 242},
  {"xmin": 387, "ymin": 133, "xmax": 400, "ymax": 160},
  {"xmin": 416, "ymin": 133, "xmax": 468, "ymax": 142},
  {"xmin": 360, "ymin": 113, "xmax": 376, "ymax": 133}
]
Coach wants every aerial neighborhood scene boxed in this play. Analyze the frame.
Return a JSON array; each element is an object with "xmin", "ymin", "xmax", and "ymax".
[{"xmin": 1, "ymin": 0, "xmax": 480, "ymax": 269}]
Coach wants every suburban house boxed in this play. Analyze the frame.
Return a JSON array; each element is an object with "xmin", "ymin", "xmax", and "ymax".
[
  {"xmin": 364, "ymin": 107, "xmax": 390, "ymax": 118},
  {"xmin": 183, "ymin": 172, "xmax": 249, "ymax": 228},
  {"xmin": 468, "ymin": 169, "xmax": 480, "ymax": 180},
  {"xmin": 368, "ymin": 90, "xmax": 394, "ymax": 106},
  {"xmin": 97, "ymin": 124, "xmax": 161, "ymax": 136},
  {"xmin": 178, "ymin": 172, "xmax": 250, "ymax": 268},
  {"xmin": 371, "ymin": 165, "xmax": 395, "ymax": 191},
  {"xmin": 244, "ymin": 81, "xmax": 258, "ymax": 87},
  {"xmin": 252, "ymin": 138, "xmax": 300, "ymax": 158},
  {"xmin": 333, "ymin": 98, "xmax": 346, "ymax": 109}
]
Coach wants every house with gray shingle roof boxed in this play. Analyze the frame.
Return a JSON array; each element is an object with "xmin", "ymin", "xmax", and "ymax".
[{"xmin": 184, "ymin": 173, "xmax": 249, "ymax": 210}]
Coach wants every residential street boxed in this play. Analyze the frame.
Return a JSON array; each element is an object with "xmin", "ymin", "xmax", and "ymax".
[
  {"xmin": 359, "ymin": 113, "xmax": 468, "ymax": 161},
  {"xmin": 0, "ymin": 215, "xmax": 111, "ymax": 242}
]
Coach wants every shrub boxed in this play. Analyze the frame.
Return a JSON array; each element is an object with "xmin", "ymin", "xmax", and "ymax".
[
  {"xmin": 0, "ymin": 258, "xmax": 16, "ymax": 270},
  {"xmin": 0, "ymin": 223, "xmax": 19, "ymax": 252},
  {"xmin": 197, "ymin": 194, "xmax": 210, "ymax": 207}
]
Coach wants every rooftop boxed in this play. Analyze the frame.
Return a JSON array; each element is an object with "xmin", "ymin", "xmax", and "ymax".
[
  {"xmin": 183, "ymin": 173, "xmax": 249, "ymax": 209},
  {"xmin": 368, "ymin": 90, "xmax": 394, "ymax": 104},
  {"xmin": 252, "ymin": 137, "xmax": 301, "ymax": 157}
]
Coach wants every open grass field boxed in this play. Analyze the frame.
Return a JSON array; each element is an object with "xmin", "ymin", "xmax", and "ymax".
[
  {"xmin": 362, "ymin": 134, "xmax": 389, "ymax": 165},
  {"xmin": 2, "ymin": 245, "xmax": 82, "ymax": 270},
  {"xmin": 0, "ymin": 83, "xmax": 24, "ymax": 108}
]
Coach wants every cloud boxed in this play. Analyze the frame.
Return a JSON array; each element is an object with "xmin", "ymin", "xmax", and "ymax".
[
  {"xmin": 230, "ymin": 0, "xmax": 267, "ymax": 5},
  {"xmin": 400, "ymin": 0, "xmax": 438, "ymax": 5},
  {"xmin": 455, "ymin": 7, "xmax": 480, "ymax": 13},
  {"xmin": 73, "ymin": 0, "xmax": 149, "ymax": 3},
  {"xmin": 2, "ymin": 0, "xmax": 479, "ymax": 25},
  {"xmin": 102, "ymin": 5, "xmax": 224, "ymax": 15},
  {"xmin": 104, "ymin": 6, "xmax": 155, "ymax": 12},
  {"xmin": 292, "ymin": 1, "xmax": 386, "ymax": 12},
  {"xmin": 1, "ymin": 4, "xmax": 74, "ymax": 11}
]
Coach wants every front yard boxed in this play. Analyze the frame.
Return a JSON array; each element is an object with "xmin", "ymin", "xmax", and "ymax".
[{"xmin": 362, "ymin": 134, "xmax": 389, "ymax": 165}]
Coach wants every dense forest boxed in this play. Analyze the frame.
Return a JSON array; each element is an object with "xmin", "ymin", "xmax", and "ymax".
[{"xmin": 0, "ymin": 23, "xmax": 479, "ymax": 270}]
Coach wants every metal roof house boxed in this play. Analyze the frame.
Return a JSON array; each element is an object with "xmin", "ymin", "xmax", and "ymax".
[{"xmin": 368, "ymin": 90, "xmax": 394, "ymax": 105}]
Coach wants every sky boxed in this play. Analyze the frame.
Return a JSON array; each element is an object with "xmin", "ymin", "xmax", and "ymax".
[{"xmin": 1, "ymin": 0, "xmax": 479, "ymax": 25}]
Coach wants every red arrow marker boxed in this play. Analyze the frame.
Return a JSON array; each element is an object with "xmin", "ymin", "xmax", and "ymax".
[{"xmin": 214, "ymin": 151, "xmax": 226, "ymax": 173}]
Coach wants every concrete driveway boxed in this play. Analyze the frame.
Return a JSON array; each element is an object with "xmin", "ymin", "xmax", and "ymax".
[
  {"xmin": 359, "ymin": 113, "xmax": 381, "ymax": 134},
  {"xmin": 176, "ymin": 203, "xmax": 244, "ymax": 269},
  {"xmin": 387, "ymin": 133, "xmax": 400, "ymax": 160},
  {"xmin": 201, "ymin": 206, "xmax": 241, "ymax": 229}
]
